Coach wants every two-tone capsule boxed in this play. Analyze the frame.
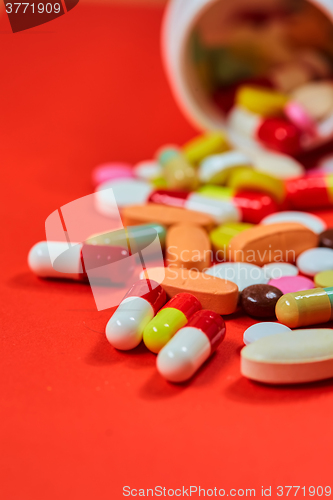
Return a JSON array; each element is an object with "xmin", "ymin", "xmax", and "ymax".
[
  {"xmin": 286, "ymin": 173, "xmax": 333, "ymax": 209},
  {"xmin": 143, "ymin": 293, "xmax": 202, "ymax": 353},
  {"xmin": 106, "ymin": 279, "xmax": 166, "ymax": 350},
  {"xmin": 157, "ymin": 310, "xmax": 226, "ymax": 382},
  {"xmin": 86, "ymin": 223, "xmax": 166, "ymax": 256},
  {"xmin": 276, "ymin": 287, "xmax": 333, "ymax": 328},
  {"xmin": 28, "ymin": 241, "xmax": 131, "ymax": 283},
  {"xmin": 95, "ymin": 178, "xmax": 277, "ymax": 224}
]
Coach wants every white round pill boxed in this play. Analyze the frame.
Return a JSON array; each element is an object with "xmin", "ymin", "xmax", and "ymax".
[
  {"xmin": 205, "ymin": 262, "xmax": 269, "ymax": 292},
  {"xmin": 297, "ymin": 248, "xmax": 333, "ymax": 276},
  {"xmin": 263, "ymin": 263, "xmax": 299, "ymax": 280},
  {"xmin": 243, "ymin": 322, "xmax": 292, "ymax": 345},
  {"xmin": 261, "ymin": 211, "xmax": 326, "ymax": 234}
]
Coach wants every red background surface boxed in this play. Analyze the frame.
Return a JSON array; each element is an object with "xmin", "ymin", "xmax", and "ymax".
[{"xmin": 1, "ymin": 3, "xmax": 333, "ymax": 499}]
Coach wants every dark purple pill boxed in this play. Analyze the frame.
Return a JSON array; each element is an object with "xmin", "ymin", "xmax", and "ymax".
[{"xmin": 241, "ymin": 284, "xmax": 283, "ymax": 319}]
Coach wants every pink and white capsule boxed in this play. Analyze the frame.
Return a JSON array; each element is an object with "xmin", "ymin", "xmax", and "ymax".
[
  {"xmin": 157, "ymin": 310, "xmax": 226, "ymax": 382},
  {"xmin": 106, "ymin": 279, "xmax": 166, "ymax": 350}
]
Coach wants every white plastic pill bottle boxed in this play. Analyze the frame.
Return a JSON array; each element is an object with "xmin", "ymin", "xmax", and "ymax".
[{"xmin": 162, "ymin": 0, "xmax": 333, "ymax": 152}]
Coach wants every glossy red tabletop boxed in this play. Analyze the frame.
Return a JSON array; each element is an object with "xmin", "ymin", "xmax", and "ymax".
[{"xmin": 1, "ymin": 3, "xmax": 333, "ymax": 499}]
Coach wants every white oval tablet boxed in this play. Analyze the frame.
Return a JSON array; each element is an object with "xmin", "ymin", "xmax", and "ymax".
[
  {"xmin": 205, "ymin": 262, "xmax": 268, "ymax": 292},
  {"xmin": 134, "ymin": 160, "xmax": 162, "ymax": 181},
  {"xmin": 198, "ymin": 151, "xmax": 252, "ymax": 183},
  {"xmin": 95, "ymin": 179, "xmax": 152, "ymax": 215},
  {"xmin": 263, "ymin": 263, "xmax": 299, "ymax": 280},
  {"xmin": 252, "ymin": 152, "xmax": 305, "ymax": 179},
  {"xmin": 261, "ymin": 211, "xmax": 326, "ymax": 234},
  {"xmin": 297, "ymin": 248, "xmax": 333, "ymax": 276},
  {"xmin": 241, "ymin": 329, "xmax": 333, "ymax": 384},
  {"xmin": 243, "ymin": 322, "xmax": 291, "ymax": 345}
]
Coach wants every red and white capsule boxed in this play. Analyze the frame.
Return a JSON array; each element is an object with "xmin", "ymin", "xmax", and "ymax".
[
  {"xmin": 157, "ymin": 310, "xmax": 226, "ymax": 382},
  {"xmin": 28, "ymin": 241, "xmax": 131, "ymax": 284},
  {"xmin": 106, "ymin": 279, "xmax": 166, "ymax": 350}
]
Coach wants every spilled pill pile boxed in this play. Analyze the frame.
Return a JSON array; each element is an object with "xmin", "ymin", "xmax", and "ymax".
[{"xmin": 27, "ymin": 126, "xmax": 333, "ymax": 386}]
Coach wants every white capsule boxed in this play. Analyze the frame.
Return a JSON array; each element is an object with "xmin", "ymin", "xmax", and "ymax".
[
  {"xmin": 198, "ymin": 151, "xmax": 253, "ymax": 183},
  {"xmin": 106, "ymin": 296, "xmax": 154, "ymax": 350},
  {"xmin": 28, "ymin": 241, "xmax": 82, "ymax": 279},
  {"xmin": 157, "ymin": 327, "xmax": 211, "ymax": 382},
  {"xmin": 261, "ymin": 211, "xmax": 326, "ymax": 234},
  {"xmin": 185, "ymin": 193, "xmax": 241, "ymax": 225}
]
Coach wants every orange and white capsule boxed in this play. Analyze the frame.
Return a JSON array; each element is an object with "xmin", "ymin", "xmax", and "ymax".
[{"xmin": 157, "ymin": 310, "xmax": 226, "ymax": 382}]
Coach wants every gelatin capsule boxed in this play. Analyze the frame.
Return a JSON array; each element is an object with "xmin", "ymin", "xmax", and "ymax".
[
  {"xmin": 286, "ymin": 174, "xmax": 333, "ymax": 209},
  {"xmin": 227, "ymin": 168, "xmax": 286, "ymax": 203},
  {"xmin": 275, "ymin": 287, "xmax": 333, "ymax": 328},
  {"xmin": 236, "ymin": 85, "xmax": 289, "ymax": 117},
  {"xmin": 85, "ymin": 224, "xmax": 167, "ymax": 253},
  {"xmin": 182, "ymin": 131, "xmax": 229, "ymax": 165},
  {"xmin": 198, "ymin": 150, "xmax": 253, "ymax": 184},
  {"xmin": 28, "ymin": 241, "xmax": 131, "ymax": 284},
  {"xmin": 143, "ymin": 293, "xmax": 201, "ymax": 353},
  {"xmin": 105, "ymin": 279, "xmax": 166, "ymax": 350},
  {"xmin": 157, "ymin": 310, "xmax": 226, "ymax": 382},
  {"xmin": 198, "ymin": 185, "xmax": 277, "ymax": 224}
]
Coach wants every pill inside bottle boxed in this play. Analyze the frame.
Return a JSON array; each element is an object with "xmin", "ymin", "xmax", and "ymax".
[{"xmin": 163, "ymin": 0, "xmax": 333, "ymax": 154}]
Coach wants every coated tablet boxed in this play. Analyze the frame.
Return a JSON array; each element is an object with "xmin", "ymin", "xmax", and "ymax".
[
  {"xmin": 142, "ymin": 267, "xmax": 239, "ymax": 315},
  {"xmin": 241, "ymin": 329, "xmax": 333, "ymax": 384},
  {"xmin": 314, "ymin": 271, "xmax": 333, "ymax": 288},
  {"xmin": 268, "ymin": 276, "xmax": 315, "ymax": 294},
  {"xmin": 166, "ymin": 224, "xmax": 211, "ymax": 272},
  {"xmin": 228, "ymin": 223, "xmax": 318, "ymax": 266},
  {"xmin": 241, "ymin": 284, "xmax": 283, "ymax": 318}
]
